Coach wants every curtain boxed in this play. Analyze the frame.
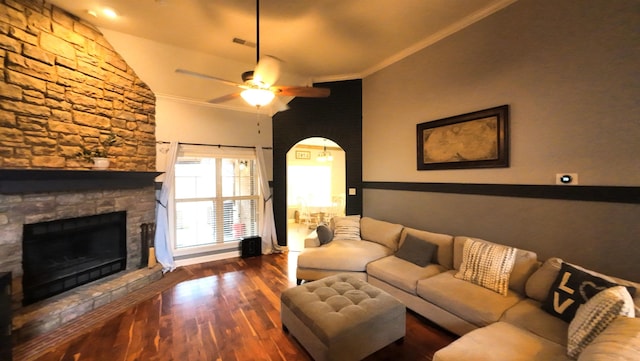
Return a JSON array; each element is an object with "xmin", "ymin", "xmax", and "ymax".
[
  {"xmin": 154, "ymin": 142, "xmax": 178, "ymax": 272},
  {"xmin": 256, "ymin": 146, "xmax": 284, "ymax": 254}
]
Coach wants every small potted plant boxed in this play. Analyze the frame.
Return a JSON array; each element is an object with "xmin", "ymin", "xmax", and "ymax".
[{"xmin": 77, "ymin": 133, "xmax": 119, "ymax": 169}]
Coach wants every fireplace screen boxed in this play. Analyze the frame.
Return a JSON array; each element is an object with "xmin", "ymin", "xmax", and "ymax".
[{"xmin": 22, "ymin": 211, "xmax": 127, "ymax": 305}]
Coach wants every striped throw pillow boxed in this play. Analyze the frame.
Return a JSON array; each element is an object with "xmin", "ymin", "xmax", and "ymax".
[
  {"xmin": 567, "ymin": 286, "xmax": 635, "ymax": 359},
  {"xmin": 455, "ymin": 238, "xmax": 517, "ymax": 296},
  {"xmin": 332, "ymin": 215, "xmax": 361, "ymax": 241}
]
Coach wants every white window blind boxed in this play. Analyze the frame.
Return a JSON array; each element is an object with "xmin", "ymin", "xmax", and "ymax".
[{"xmin": 173, "ymin": 145, "xmax": 259, "ymax": 251}]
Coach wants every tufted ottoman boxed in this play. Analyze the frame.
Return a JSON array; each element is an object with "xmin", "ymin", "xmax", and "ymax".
[{"xmin": 281, "ymin": 274, "xmax": 406, "ymax": 361}]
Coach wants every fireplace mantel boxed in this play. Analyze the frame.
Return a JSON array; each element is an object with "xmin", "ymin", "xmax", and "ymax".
[{"xmin": 0, "ymin": 169, "xmax": 162, "ymax": 194}]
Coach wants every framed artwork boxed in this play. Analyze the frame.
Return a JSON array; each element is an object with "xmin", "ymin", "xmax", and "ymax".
[
  {"xmin": 295, "ymin": 150, "xmax": 311, "ymax": 160},
  {"xmin": 417, "ymin": 105, "xmax": 509, "ymax": 170}
]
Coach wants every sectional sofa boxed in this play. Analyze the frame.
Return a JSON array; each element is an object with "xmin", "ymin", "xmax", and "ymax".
[{"xmin": 295, "ymin": 216, "xmax": 640, "ymax": 360}]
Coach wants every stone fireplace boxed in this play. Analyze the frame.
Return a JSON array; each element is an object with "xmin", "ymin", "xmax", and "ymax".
[
  {"xmin": 0, "ymin": 0, "xmax": 161, "ymax": 344},
  {"xmin": 0, "ymin": 172, "xmax": 160, "ymax": 342},
  {"xmin": 22, "ymin": 210, "xmax": 128, "ymax": 305}
]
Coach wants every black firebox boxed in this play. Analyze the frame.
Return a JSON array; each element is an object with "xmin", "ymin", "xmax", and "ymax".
[{"xmin": 22, "ymin": 211, "xmax": 127, "ymax": 305}]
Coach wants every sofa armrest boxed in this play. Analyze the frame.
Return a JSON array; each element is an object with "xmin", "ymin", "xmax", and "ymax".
[{"xmin": 304, "ymin": 231, "xmax": 321, "ymax": 248}]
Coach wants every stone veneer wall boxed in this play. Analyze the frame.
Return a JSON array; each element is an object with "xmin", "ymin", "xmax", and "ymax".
[
  {"xmin": 0, "ymin": 186, "xmax": 157, "ymax": 306},
  {"xmin": 0, "ymin": 0, "xmax": 159, "ymax": 311},
  {"xmin": 0, "ymin": 0, "xmax": 156, "ymax": 170}
]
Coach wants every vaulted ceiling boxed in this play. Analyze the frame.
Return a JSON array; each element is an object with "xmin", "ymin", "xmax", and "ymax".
[{"xmin": 48, "ymin": 0, "xmax": 517, "ymax": 111}]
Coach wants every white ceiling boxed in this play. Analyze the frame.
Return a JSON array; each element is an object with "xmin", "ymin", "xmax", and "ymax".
[{"xmin": 47, "ymin": 0, "xmax": 516, "ymax": 112}]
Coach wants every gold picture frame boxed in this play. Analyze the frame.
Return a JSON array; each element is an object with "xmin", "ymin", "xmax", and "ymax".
[
  {"xmin": 417, "ymin": 105, "xmax": 509, "ymax": 170},
  {"xmin": 295, "ymin": 150, "xmax": 311, "ymax": 160}
]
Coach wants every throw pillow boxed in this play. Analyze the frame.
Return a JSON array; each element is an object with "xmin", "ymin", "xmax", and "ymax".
[
  {"xmin": 316, "ymin": 224, "xmax": 333, "ymax": 245},
  {"xmin": 576, "ymin": 317, "xmax": 640, "ymax": 361},
  {"xmin": 567, "ymin": 286, "xmax": 635, "ymax": 359},
  {"xmin": 332, "ymin": 215, "xmax": 361, "ymax": 241},
  {"xmin": 454, "ymin": 238, "xmax": 517, "ymax": 296},
  {"xmin": 395, "ymin": 234, "xmax": 438, "ymax": 267},
  {"xmin": 541, "ymin": 262, "xmax": 635, "ymax": 323}
]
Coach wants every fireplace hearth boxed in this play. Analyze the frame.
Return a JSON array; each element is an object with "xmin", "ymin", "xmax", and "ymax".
[{"xmin": 22, "ymin": 211, "xmax": 127, "ymax": 305}]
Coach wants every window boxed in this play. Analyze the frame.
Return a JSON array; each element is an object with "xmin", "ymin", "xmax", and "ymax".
[
  {"xmin": 172, "ymin": 145, "xmax": 259, "ymax": 254},
  {"xmin": 287, "ymin": 165, "xmax": 332, "ymax": 207}
]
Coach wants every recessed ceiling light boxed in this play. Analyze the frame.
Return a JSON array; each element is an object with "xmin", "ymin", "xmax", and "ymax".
[{"xmin": 102, "ymin": 8, "xmax": 118, "ymax": 19}]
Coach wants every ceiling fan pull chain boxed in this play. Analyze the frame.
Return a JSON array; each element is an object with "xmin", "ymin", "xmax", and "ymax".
[{"xmin": 256, "ymin": 109, "xmax": 261, "ymax": 134}]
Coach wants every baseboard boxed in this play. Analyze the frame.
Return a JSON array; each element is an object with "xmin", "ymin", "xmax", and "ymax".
[{"xmin": 174, "ymin": 251, "xmax": 241, "ymax": 267}]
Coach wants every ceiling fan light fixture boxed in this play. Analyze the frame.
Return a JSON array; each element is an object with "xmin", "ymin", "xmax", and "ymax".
[
  {"xmin": 176, "ymin": 0, "xmax": 328, "ymax": 107},
  {"xmin": 240, "ymin": 88, "xmax": 275, "ymax": 107}
]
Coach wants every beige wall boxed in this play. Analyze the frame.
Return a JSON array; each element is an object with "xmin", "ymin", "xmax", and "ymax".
[
  {"xmin": 154, "ymin": 97, "xmax": 273, "ymax": 180},
  {"xmin": 154, "ymin": 97, "xmax": 272, "ymax": 147},
  {"xmin": 361, "ymin": 0, "xmax": 640, "ymax": 281},
  {"xmin": 363, "ymin": 0, "xmax": 639, "ymax": 186}
]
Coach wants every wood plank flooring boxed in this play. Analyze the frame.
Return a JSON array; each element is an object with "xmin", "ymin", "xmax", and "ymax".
[{"xmin": 28, "ymin": 252, "xmax": 457, "ymax": 361}]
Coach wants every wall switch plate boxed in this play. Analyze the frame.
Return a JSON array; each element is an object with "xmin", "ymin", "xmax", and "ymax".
[
  {"xmin": 556, "ymin": 173, "xmax": 578, "ymax": 185},
  {"xmin": 348, "ymin": 188, "xmax": 356, "ymax": 195}
]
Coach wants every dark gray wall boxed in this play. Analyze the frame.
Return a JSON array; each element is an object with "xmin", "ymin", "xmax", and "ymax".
[
  {"xmin": 273, "ymin": 80, "xmax": 363, "ymax": 246},
  {"xmin": 364, "ymin": 189, "xmax": 639, "ymax": 281}
]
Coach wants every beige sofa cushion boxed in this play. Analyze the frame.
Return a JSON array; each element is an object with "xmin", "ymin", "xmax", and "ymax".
[
  {"xmin": 526, "ymin": 257, "xmax": 563, "ymax": 302},
  {"xmin": 400, "ymin": 227, "xmax": 454, "ymax": 269},
  {"xmin": 367, "ymin": 255, "xmax": 446, "ymax": 295},
  {"xmin": 453, "ymin": 236, "xmax": 538, "ymax": 295},
  {"xmin": 417, "ymin": 270, "xmax": 523, "ymax": 327},
  {"xmin": 433, "ymin": 322, "xmax": 571, "ymax": 361},
  {"xmin": 501, "ymin": 298, "xmax": 569, "ymax": 346},
  {"xmin": 578, "ymin": 316, "xmax": 640, "ymax": 361},
  {"xmin": 297, "ymin": 239, "xmax": 393, "ymax": 272},
  {"xmin": 359, "ymin": 217, "xmax": 403, "ymax": 250}
]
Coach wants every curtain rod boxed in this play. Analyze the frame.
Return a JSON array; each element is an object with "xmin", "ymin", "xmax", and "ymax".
[{"xmin": 156, "ymin": 141, "xmax": 272, "ymax": 150}]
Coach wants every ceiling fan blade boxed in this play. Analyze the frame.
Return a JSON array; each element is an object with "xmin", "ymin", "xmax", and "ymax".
[
  {"xmin": 207, "ymin": 92, "xmax": 241, "ymax": 103},
  {"xmin": 175, "ymin": 68, "xmax": 241, "ymax": 88},
  {"xmin": 253, "ymin": 56, "xmax": 281, "ymax": 87},
  {"xmin": 275, "ymin": 86, "xmax": 330, "ymax": 98},
  {"xmin": 270, "ymin": 96, "xmax": 290, "ymax": 113}
]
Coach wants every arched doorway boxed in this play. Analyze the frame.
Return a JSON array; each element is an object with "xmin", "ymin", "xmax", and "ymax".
[{"xmin": 286, "ymin": 137, "xmax": 345, "ymax": 251}]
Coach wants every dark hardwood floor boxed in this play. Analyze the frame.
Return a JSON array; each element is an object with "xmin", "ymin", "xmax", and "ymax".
[{"xmin": 30, "ymin": 252, "xmax": 456, "ymax": 361}]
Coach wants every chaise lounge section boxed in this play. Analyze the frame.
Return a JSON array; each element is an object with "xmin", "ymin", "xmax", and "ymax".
[
  {"xmin": 295, "ymin": 215, "xmax": 640, "ymax": 360},
  {"xmin": 296, "ymin": 216, "xmax": 403, "ymax": 284}
]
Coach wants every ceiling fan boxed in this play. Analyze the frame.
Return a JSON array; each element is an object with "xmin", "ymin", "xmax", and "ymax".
[{"xmin": 175, "ymin": 0, "xmax": 330, "ymax": 108}]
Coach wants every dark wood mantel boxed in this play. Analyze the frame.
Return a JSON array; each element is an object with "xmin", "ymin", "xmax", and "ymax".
[{"xmin": 0, "ymin": 169, "xmax": 162, "ymax": 194}]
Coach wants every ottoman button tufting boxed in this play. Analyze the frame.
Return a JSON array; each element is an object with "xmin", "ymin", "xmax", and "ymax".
[
  {"xmin": 314, "ymin": 286, "xmax": 340, "ymax": 301},
  {"xmin": 281, "ymin": 273, "xmax": 406, "ymax": 361},
  {"xmin": 342, "ymin": 290, "xmax": 370, "ymax": 304},
  {"xmin": 326, "ymin": 295, "xmax": 355, "ymax": 311}
]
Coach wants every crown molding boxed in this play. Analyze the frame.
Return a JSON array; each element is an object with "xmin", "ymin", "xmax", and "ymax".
[{"xmin": 361, "ymin": 0, "xmax": 519, "ymax": 77}]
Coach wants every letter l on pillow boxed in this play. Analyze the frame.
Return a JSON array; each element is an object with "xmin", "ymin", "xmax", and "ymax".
[{"xmin": 554, "ymin": 271, "xmax": 576, "ymax": 313}]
